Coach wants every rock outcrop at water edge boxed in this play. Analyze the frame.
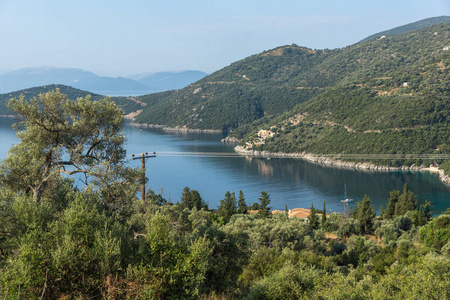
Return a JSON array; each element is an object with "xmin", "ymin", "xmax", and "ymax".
[
  {"xmin": 130, "ymin": 123, "xmax": 222, "ymax": 133},
  {"xmin": 234, "ymin": 146, "xmax": 449, "ymax": 185}
]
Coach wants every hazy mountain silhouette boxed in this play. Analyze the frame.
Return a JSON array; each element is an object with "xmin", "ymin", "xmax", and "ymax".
[
  {"xmin": 0, "ymin": 67, "xmax": 207, "ymax": 96},
  {"xmin": 130, "ymin": 70, "xmax": 208, "ymax": 92}
]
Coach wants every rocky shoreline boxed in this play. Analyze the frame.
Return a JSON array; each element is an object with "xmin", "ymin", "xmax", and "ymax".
[
  {"xmin": 221, "ymin": 136, "xmax": 240, "ymax": 143},
  {"xmin": 234, "ymin": 145, "xmax": 450, "ymax": 185},
  {"xmin": 439, "ymin": 172, "xmax": 450, "ymax": 185},
  {"xmin": 130, "ymin": 123, "xmax": 222, "ymax": 133}
]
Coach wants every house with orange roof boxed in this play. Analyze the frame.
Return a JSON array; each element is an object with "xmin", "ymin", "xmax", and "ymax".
[{"xmin": 248, "ymin": 207, "xmax": 325, "ymax": 222}]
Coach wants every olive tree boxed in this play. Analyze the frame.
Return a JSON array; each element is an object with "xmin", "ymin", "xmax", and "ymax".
[{"xmin": 0, "ymin": 89, "xmax": 139, "ymax": 203}]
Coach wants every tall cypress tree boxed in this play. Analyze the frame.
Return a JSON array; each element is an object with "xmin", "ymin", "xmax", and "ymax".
[
  {"xmin": 418, "ymin": 204, "xmax": 423, "ymax": 226},
  {"xmin": 258, "ymin": 191, "xmax": 271, "ymax": 219},
  {"xmin": 322, "ymin": 200, "xmax": 327, "ymax": 228}
]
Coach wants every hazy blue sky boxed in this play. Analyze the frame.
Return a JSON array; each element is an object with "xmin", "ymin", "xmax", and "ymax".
[{"xmin": 0, "ymin": 0, "xmax": 448, "ymax": 77}]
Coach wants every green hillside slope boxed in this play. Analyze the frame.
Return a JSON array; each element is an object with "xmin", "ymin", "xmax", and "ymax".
[
  {"xmin": 134, "ymin": 46, "xmax": 331, "ymax": 130},
  {"xmin": 361, "ymin": 16, "xmax": 450, "ymax": 42},
  {"xmin": 0, "ymin": 84, "xmax": 141, "ymax": 115},
  {"xmin": 134, "ymin": 19, "xmax": 450, "ymax": 134},
  {"xmin": 240, "ymin": 23, "xmax": 450, "ymax": 168}
]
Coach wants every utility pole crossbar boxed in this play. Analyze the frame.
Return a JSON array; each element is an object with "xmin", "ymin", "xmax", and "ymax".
[{"xmin": 132, "ymin": 152, "xmax": 156, "ymax": 200}]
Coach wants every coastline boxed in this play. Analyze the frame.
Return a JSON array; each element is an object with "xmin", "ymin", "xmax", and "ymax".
[
  {"xmin": 130, "ymin": 122, "xmax": 223, "ymax": 134},
  {"xmin": 234, "ymin": 145, "xmax": 450, "ymax": 185}
]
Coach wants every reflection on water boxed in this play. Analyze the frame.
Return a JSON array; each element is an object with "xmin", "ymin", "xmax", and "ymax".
[
  {"xmin": 0, "ymin": 117, "xmax": 449, "ymax": 214},
  {"xmin": 123, "ymin": 124, "xmax": 449, "ymax": 214},
  {"xmin": 251, "ymin": 158, "xmax": 274, "ymax": 177}
]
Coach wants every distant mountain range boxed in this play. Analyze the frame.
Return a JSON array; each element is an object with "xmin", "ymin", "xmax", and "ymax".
[
  {"xmin": 132, "ymin": 71, "xmax": 209, "ymax": 92},
  {"xmin": 0, "ymin": 67, "xmax": 207, "ymax": 96}
]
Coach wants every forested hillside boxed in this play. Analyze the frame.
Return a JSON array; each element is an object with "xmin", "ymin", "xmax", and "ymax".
[
  {"xmin": 361, "ymin": 15, "xmax": 450, "ymax": 42},
  {"xmin": 0, "ymin": 84, "xmax": 141, "ymax": 115},
  {"xmin": 1, "ymin": 21, "xmax": 448, "ymax": 174},
  {"xmin": 238, "ymin": 23, "xmax": 450, "ymax": 169},
  {"xmin": 134, "ymin": 46, "xmax": 330, "ymax": 130},
  {"xmin": 134, "ymin": 21, "xmax": 450, "ymax": 135}
]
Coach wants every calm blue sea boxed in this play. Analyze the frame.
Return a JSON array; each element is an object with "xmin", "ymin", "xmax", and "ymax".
[{"xmin": 1, "ymin": 117, "xmax": 449, "ymax": 214}]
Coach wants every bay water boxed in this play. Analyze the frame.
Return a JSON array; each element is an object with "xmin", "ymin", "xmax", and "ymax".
[{"xmin": 1, "ymin": 117, "xmax": 449, "ymax": 214}]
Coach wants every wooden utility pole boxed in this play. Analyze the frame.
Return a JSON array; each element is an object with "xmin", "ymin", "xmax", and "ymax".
[{"xmin": 132, "ymin": 152, "xmax": 156, "ymax": 200}]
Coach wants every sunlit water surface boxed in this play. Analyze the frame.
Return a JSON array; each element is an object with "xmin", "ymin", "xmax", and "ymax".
[{"xmin": 1, "ymin": 117, "xmax": 449, "ymax": 214}]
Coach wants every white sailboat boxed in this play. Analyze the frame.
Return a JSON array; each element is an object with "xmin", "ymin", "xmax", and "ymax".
[{"xmin": 340, "ymin": 184, "xmax": 353, "ymax": 203}]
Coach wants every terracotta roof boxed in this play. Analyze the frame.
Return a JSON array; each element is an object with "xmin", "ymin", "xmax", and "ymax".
[
  {"xmin": 288, "ymin": 208, "xmax": 311, "ymax": 219},
  {"xmin": 247, "ymin": 207, "xmax": 325, "ymax": 219}
]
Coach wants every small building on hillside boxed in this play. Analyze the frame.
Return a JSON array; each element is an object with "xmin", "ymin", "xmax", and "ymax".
[
  {"xmin": 288, "ymin": 208, "xmax": 312, "ymax": 221},
  {"xmin": 249, "ymin": 207, "xmax": 326, "ymax": 222},
  {"xmin": 258, "ymin": 130, "xmax": 274, "ymax": 139}
]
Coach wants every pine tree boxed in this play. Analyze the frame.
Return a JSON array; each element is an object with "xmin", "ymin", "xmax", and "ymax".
[
  {"xmin": 308, "ymin": 202, "xmax": 320, "ymax": 229},
  {"xmin": 396, "ymin": 184, "xmax": 417, "ymax": 216},
  {"xmin": 237, "ymin": 190, "xmax": 247, "ymax": 214},
  {"xmin": 386, "ymin": 190, "xmax": 401, "ymax": 219},
  {"xmin": 217, "ymin": 191, "xmax": 237, "ymax": 222},
  {"xmin": 423, "ymin": 200, "xmax": 432, "ymax": 222},
  {"xmin": 258, "ymin": 191, "xmax": 271, "ymax": 219},
  {"xmin": 386, "ymin": 185, "xmax": 419, "ymax": 219},
  {"xmin": 351, "ymin": 195, "xmax": 376, "ymax": 233},
  {"xmin": 180, "ymin": 186, "xmax": 206, "ymax": 210}
]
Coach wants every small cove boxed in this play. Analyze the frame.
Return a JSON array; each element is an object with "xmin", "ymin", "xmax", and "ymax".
[{"xmin": 0, "ymin": 117, "xmax": 449, "ymax": 214}]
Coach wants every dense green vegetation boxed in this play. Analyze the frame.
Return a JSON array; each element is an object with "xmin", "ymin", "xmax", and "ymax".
[
  {"xmin": 440, "ymin": 160, "xmax": 450, "ymax": 176},
  {"xmin": 134, "ymin": 47, "xmax": 327, "ymax": 130},
  {"xmin": 0, "ymin": 85, "xmax": 104, "ymax": 115},
  {"xmin": 361, "ymin": 15, "xmax": 450, "ymax": 42},
  {"xmin": 133, "ymin": 22, "xmax": 450, "ymax": 133},
  {"xmin": 0, "ymin": 91, "xmax": 449, "ymax": 299},
  {"xmin": 111, "ymin": 96, "xmax": 144, "ymax": 115},
  {"xmin": 0, "ymin": 19, "xmax": 449, "ymax": 297},
  {"xmin": 0, "ymin": 84, "xmax": 141, "ymax": 115},
  {"xmin": 239, "ymin": 23, "xmax": 450, "ymax": 170},
  {"xmin": 2, "ymin": 22, "xmax": 449, "ymax": 174},
  {"xmin": 134, "ymin": 22, "xmax": 450, "ymax": 173}
]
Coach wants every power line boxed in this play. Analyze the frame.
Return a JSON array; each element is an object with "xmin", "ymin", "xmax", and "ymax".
[{"xmin": 138, "ymin": 151, "xmax": 450, "ymax": 160}]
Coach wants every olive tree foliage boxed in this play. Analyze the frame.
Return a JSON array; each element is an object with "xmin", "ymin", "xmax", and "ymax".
[{"xmin": 0, "ymin": 90, "xmax": 139, "ymax": 203}]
